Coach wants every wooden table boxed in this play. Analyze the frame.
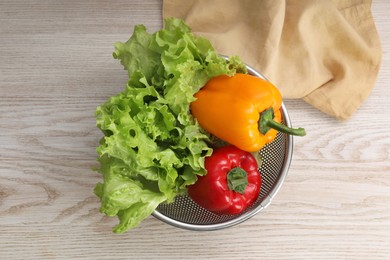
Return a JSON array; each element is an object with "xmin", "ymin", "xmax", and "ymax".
[{"xmin": 1, "ymin": 1, "xmax": 389, "ymax": 259}]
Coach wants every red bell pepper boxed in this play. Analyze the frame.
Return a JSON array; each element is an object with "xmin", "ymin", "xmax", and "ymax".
[{"xmin": 188, "ymin": 145, "xmax": 262, "ymax": 215}]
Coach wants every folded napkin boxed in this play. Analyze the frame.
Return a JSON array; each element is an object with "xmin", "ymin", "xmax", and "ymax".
[{"xmin": 163, "ymin": 0, "xmax": 381, "ymax": 120}]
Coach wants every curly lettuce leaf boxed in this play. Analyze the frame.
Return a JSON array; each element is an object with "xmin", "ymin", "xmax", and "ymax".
[{"xmin": 95, "ymin": 18, "xmax": 246, "ymax": 233}]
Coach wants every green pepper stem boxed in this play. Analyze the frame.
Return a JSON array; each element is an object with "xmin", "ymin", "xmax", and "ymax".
[
  {"xmin": 227, "ymin": 167, "xmax": 248, "ymax": 194},
  {"xmin": 266, "ymin": 119, "xmax": 306, "ymax": 136},
  {"xmin": 260, "ymin": 108, "xmax": 306, "ymax": 136}
]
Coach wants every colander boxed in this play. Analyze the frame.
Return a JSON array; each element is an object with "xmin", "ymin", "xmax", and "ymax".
[{"xmin": 152, "ymin": 60, "xmax": 293, "ymax": 231}]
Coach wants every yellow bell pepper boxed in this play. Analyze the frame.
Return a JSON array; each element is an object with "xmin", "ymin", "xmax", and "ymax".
[{"xmin": 191, "ymin": 73, "xmax": 305, "ymax": 152}]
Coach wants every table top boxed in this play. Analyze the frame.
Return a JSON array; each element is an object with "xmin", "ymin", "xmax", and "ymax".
[{"xmin": 1, "ymin": 1, "xmax": 389, "ymax": 259}]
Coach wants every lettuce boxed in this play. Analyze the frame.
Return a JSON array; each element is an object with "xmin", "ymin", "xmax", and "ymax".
[{"xmin": 94, "ymin": 18, "xmax": 246, "ymax": 233}]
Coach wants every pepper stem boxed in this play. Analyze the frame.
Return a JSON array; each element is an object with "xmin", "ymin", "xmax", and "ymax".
[
  {"xmin": 227, "ymin": 167, "xmax": 248, "ymax": 194},
  {"xmin": 259, "ymin": 108, "xmax": 306, "ymax": 136}
]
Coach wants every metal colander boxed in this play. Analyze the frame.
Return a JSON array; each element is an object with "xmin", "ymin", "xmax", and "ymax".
[{"xmin": 152, "ymin": 61, "xmax": 293, "ymax": 231}]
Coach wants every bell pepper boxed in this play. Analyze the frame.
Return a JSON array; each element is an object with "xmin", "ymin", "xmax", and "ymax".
[
  {"xmin": 190, "ymin": 73, "xmax": 306, "ymax": 152},
  {"xmin": 188, "ymin": 145, "xmax": 261, "ymax": 215}
]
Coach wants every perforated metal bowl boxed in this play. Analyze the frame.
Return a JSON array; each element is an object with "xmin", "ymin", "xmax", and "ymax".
[{"xmin": 152, "ymin": 61, "xmax": 293, "ymax": 231}]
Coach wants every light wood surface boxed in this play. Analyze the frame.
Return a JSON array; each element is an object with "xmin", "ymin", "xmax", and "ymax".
[{"xmin": 1, "ymin": 1, "xmax": 389, "ymax": 259}]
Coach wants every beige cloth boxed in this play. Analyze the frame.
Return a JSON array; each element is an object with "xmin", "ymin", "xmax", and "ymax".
[{"xmin": 163, "ymin": 0, "xmax": 381, "ymax": 120}]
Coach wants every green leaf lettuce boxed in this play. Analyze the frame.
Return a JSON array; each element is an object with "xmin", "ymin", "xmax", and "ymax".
[{"xmin": 95, "ymin": 18, "xmax": 246, "ymax": 233}]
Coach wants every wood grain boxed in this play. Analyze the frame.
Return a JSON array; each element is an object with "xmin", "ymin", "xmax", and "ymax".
[{"xmin": 1, "ymin": 0, "xmax": 390, "ymax": 259}]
